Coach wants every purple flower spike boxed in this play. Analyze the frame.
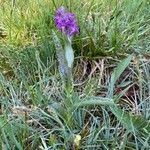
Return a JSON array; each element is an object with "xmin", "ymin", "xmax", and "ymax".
[{"xmin": 54, "ymin": 7, "xmax": 79, "ymax": 37}]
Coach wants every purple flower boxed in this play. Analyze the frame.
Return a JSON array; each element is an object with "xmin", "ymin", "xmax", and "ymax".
[{"xmin": 54, "ymin": 7, "xmax": 79, "ymax": 37}]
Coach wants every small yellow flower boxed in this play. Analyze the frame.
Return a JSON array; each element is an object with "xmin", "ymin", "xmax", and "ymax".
[{"xmin": 74, "ymin": 134, "xmax": 81, "ymax": 147}]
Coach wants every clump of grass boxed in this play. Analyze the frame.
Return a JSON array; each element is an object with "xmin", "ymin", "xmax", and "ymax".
[
  {"xmin": 0, "ymin": 0, "xmax": 149, "ymax": 54},
  {"xmin": 1, "ymin": 54, "xmax": 150, "ymax": 149}
]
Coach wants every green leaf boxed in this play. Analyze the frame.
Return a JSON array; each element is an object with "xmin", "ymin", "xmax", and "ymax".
[
  {"xmin": 108, "ymin": 55, "xmax": 132, "ymax": 97},
  {"xmin": 65, "ymin": 43, "xmax": 74, "ymax": 68},
  {"xmin": 110, "ymin": 105, "xmax": 149, "ymax": 135},
  {"xmin": 74, "ymin": 97, "xmax": 114, "ymax": 107}
]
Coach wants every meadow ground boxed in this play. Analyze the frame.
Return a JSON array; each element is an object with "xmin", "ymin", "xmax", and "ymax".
[{"xmin": 0, "ymin": 0, "xmax": 150, "ymax": 149}]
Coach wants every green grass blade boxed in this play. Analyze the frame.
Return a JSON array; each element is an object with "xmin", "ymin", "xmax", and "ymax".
[{"xmin": 108, "ymin": 55, "xmax": 132, "ymax": 97}]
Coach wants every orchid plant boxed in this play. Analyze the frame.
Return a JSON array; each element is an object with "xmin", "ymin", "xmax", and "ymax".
[{"xmin": 54, "ymin": 7, "xmax": 79, "ymax": 93}]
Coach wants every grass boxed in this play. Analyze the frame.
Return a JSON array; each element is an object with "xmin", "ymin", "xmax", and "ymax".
[{"xmin": 0, "ymin": 0, "xmax": 150, "ymax": 149}]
